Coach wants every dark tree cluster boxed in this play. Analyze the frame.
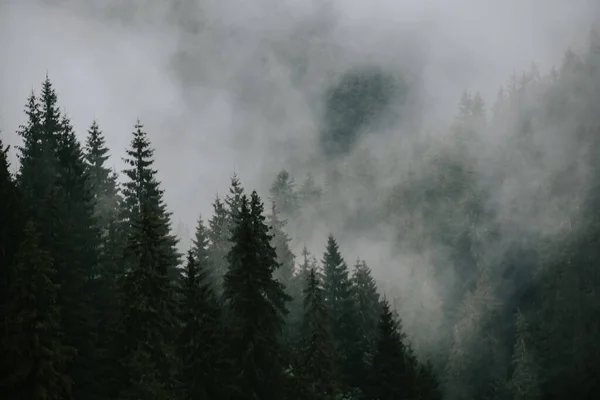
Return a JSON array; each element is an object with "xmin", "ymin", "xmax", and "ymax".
[{"xmin": 0, "ymin": 76, "xmax": 439, "ymax": 400}]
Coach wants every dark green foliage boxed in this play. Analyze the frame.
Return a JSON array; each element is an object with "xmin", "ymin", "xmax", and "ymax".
[
  {"xmin": 223, "ymin": 190, "xmax": 292, "ymax": 400},
  {"xmin": 368, "ymin": 298, "xmax": 412, "ymax": 400},
  {"xmin": 296, "ymin": 267, "xmax": 338, "ymax": 399},
  {"xmin": 117, "ymin": 121, "xmax": 180, "ymax": 399},
  {"xmin": 0, "ymin": 137, "xmax": 25, "ymax": 397},
  {"xmin": 349, "ymin": 259, "xmax": 381, "ymax": 391},
  {"xmin": 321, "ymin": 234, "xmax": 359, "ymax": 389},
  {"xmin": 178, "ymin": 249, "xmax": 224, "ymax": 400},
  {"xmin": 83, "ymin": 119, "xmax": 124, "ymax": 397},
  {"xmin": 207, "ymin": 196, "xmax": 229, "ymax": 293},
  {"xmin": 1, "ymin": 221, "xmax": 76, "ymax": 400},
  {"xmin": 268, "ymin": 203, "xmax": 295, "ymax": 289}
]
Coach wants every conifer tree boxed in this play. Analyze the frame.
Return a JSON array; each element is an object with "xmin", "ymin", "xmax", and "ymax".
[
  {"xmin": 191, "ymin": 215, "xmax": 211, "ymax": 277},
  {"xmin": 349, "ymin": 259, "xmax": 381, "ymax": 390},
  {"xmin": 16, "ymin": 90, "xmax": 56, "ymax": 229},
  {"xmin": 368, "ymin": 298, "xmax": 411, "ymax": 400},
  {"xmin": 52, "ymin": 114, "xmax": 103, "ymax": 399},
  {"xmin": 223, "ymin": 190, "xmax": 291, "ymax": 400},
  {"xmin": 83, "ymin": 119, "xmax": 124, "ymax": 397},
  {"xmin": 268, "ymin": 203, "xmax": 295, "ymax": 289},
  {"xmin": 178, "ymin": 250, "xmax": 224, "ymax": 400},
  {"xmin": 207, "ymin": 196, "xmax": 230, "ymax": 293},
  {"xmin": 269, "ymin": 169, "xmax": 299, "ymax": 217},
  {"xmin": 1, "ymin": 221, "xmax": 75, "ymax": 400},
  {"xmin": 321, "ymin": 234, "xmax": 358, "ymax": 388},
  {"xmin": 287, "ymin": 246, "xmax": 318, "ymax": 346},
  {"xmin": 117, "ymin": 121, "xmax": 180, "ymax": 399},
  {"xmin": 225, "ymin": 172, "xmax": 245, "ymax": 221},
  {"xmin": 84, "ymin": 120, "xmax": 121, "ymax": 234},
  {"xmin": 296, "ymin": 266, "xmax": 338, "ymax": 399},
  {"xmin": 0, "ymin": 138, "xmax": 25, "ymax": 392}
]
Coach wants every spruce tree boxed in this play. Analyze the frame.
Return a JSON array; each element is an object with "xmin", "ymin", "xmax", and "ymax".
[
  {"xmin": 16, "ymin": 90, "xmax": 57, "ymax": 230},
  {"xmin": 321, "ymin": 234, "xmax": 358, "ymax": 388},
  {"xmin": 84, "ymin": 120, "xmax": 121, "ymax": 234},
  {"xmin": 349, "ymin": 259, "xmax": 381, "ymax": 391},
  {"xmin": 269, "ymin": 169, "xmax": 299, "ymax": 217},
  {"xmin": 368, "ymin": 298, "xmax": 411, "ymax": 400},
  {"xmin": 268, "ymin": 203, "xmax": 295, "ymax": 290},
  {"xmin": 53, "ymin": 114, "xmax": 102, "ymax": 399},
  {"xmin": 223, "ymin": 190, "xmax": 291, "ymax": 400},
  {"xmin": 178, "ymin": 249, "xmax": 224, "ymax": 400},
  {"xmin": 117, "ymin": 121, "xmax": 180, "ymax": 399},
  {"xmin": 83, "ymin": 119, "xmax": 124, "ymax": 397},
  {"xmin": 1, "ymin": 221, "xmax": 75, "ymax": 400},
  {"xmin": 0, "ymin": 138, "xmax": 25, "ymax": 394},
  {"xmin": 207, "ymin": 196, "xmax": 230, "ymax": 293},
  {"xmin": 296, "ymin": 266, "xmax": 338, "ymax": 399}
]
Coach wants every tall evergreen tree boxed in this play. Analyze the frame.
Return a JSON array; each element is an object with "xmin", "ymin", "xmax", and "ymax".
[
  {"xmin": 178, "ymin": 250, "xmax": 224, "ymax": 400},
  {"xmin": 84, "ymin": 120, "xmax": 121, "ymax": 233},
  {"xmin": 296, "ymin": 266, "xmax": 338, "ymax": 399},
  {"xmin": 349, "ymin": 259, "xmax": 381, "ymax": 391},
  {"xmin": 16, "ymin": 90, "xmax": 56, "ymax": 230},
  {"xmin": 207, "ymin": 196, "xmax": 230, "ymax": 293},
  {"xmin": 368, "ymin": 298, "xmax": 412, "ymax": 400},
  {"xmin": 269, "ymin": 169, "xmax": 299, "ymax": 217},
  {"xmin": 83, "ymin": 119, "xmax": 124, "ymax": 398},
  {"xmin": 0, "ymin": 138, "xmax": 25, "ymax": 394},
  {"xmin": 1, "ymin": 221, "xmax": 75, "ymax": 400},
  {"xmin": 268, "ymin": 203, "xmax": 295, "ymax": 289},
  {"xmin": 321, "ymin": 234, "xmax": 358, "ymax": 388},
  {"xmin": 52, "ymin": 114, "xmax": 103, "ymax": 399},
  {"xmin": 223, "ymin": 190, "xmax": 291, "ymax": 400},
  {"xmin": 117, "ymin": 121, "xmax": 180, "ymax": 399}
]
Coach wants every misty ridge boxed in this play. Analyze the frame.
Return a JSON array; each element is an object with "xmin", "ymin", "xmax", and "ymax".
[{"xmin": 2, "ymin": 0, "xmax": 600, "ymax": 399}]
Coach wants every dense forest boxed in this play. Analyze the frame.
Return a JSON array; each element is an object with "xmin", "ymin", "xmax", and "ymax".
[{"xmin": 2, "ymin": 18, "xmax": 600, "ymax": 400}]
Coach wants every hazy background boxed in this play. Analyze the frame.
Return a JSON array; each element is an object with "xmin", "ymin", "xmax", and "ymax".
[{"xmin": 1, "ymin": 0, "xmax": 599, "ymax": 354}]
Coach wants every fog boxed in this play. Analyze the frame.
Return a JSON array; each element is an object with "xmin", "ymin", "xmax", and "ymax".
[{"xmin": 1, "ymin": 0, "xmax": 599, "ymax": 361}]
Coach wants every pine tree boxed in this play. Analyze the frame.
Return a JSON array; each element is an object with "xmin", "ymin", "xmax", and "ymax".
[
  {"xmin": 207, "ymin": 196, "xmax": 230, "ymax": 293},
  {"xmin": 191, "ymin": 215, "xmax": 211, "ymax": 277},
  {"xmin": 296, "ymin": 266, "xmax": 338, "ymax": 399},
  {"xmin": 349, "ymin": 259, "xmax": 381, "ymax": 391},
  {"xmin": 268, "ymin": 203, "xmax": 295, "ymax": 289},
  {"xmin": 287, "ymin": 246, "xmax": 318, "ymax": 346},
  {"xmin": 83, "ymin": 119, "xmax": 124, "ymax": 397},
  {"xmin": 269, "ymin": 169, "xmax": 299, "ymax": 216},
  {"xmin": 16, "ymin": 90, "xmax": 57, "ymax": 230},
  {"xmin": 84, "ymin": 120, "xmax": 121, "ymax": 234},
  {"xmin": 117, "ymin": 121, "xmax": 180, "ymax": 399},
  {"xmin": 368, "ymin": 298, "xmax": 411, "ymax": 400},
  {"xmin": 1, "ymin": 221, "xmax": 75, "ymax": 400},
  {"xmin": 178, "ymin": 250, "xmax": 224, "ymax": 400},
  {"xmin": 225, "ymin": 172, "xmax": 245, "ymax": 221},
  {"xmin": 53, "ymin": 114, "xmax": 103, "ymax": 399},
  {"xmin": 321, "ymin": 234, "xmax": 358, "ymax": 388},
  {"xmin": 223, "ymin": 190, "xmax": 291, "ymax": 400},
  {"xmin": 0, "ymin": 137, "xmax": 25, "ymax": 395}
]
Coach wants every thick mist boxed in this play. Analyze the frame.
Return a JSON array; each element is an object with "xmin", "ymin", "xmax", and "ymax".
[{"xmin": 1, "ymin": 0, "xmax": 599, "ymax": 364}]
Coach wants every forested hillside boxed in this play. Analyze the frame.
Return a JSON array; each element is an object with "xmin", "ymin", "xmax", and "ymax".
[{"xmin": 2, "ymin": 21, "xmax": 600, "ymax": 400}]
